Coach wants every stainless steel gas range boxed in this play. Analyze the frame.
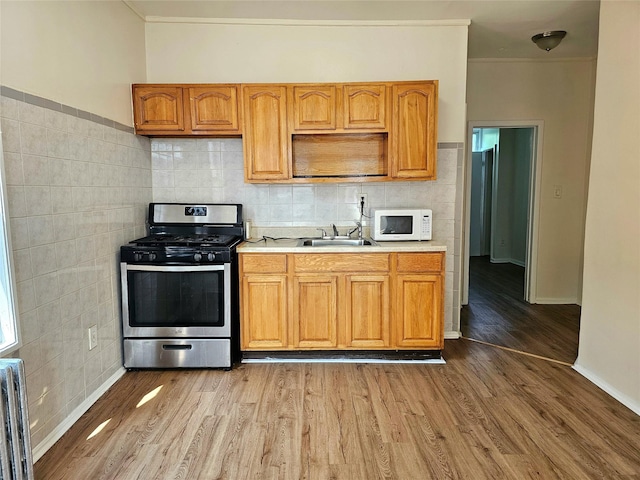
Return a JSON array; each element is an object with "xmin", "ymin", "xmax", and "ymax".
[{"xmin": 120, "ymin": 203, "xmax": 244, "ymax": 369}]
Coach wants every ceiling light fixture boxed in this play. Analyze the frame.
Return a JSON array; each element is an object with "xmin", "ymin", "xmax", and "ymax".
[{"xmin": 531, "ymin": 30, "xmax": 567, "ymax": 51}]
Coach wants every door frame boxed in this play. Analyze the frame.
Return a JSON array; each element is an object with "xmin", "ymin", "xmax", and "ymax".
[{"xmin": 462, "ymin": 120, "xmax": 544, "ymax": 305}]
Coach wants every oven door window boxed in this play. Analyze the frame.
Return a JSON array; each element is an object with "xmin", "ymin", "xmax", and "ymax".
[{"xmin": 127, "ymin": 269, "xmax": 225, "ymax": 327}]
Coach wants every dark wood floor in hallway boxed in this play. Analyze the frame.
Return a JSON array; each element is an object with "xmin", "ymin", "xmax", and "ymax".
[{"xmin": 461, "ymin": 255, "xmax": 581, "ymax": 364}]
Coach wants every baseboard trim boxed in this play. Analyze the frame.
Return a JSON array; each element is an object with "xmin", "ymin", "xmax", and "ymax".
[
  {"xmin": 534, "ymin": 297, "xmax": 579, "ymax": 305},
  {"xmin": 32, "ymin": 367, "xmax": 126, "ymax": 462},
  {"xmin": 444, "ymin": 330, "xmax": 461, "ymax": 339},
  {"xmin": 572, "ymin": 364, "xmax": 640, "ymax": 416},
  {"xmin": 510, "ymin": 258, "xmax": 525, "ymax": 267}
]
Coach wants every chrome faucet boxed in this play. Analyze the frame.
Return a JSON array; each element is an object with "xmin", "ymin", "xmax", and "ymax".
[
  {"xmin": 348, "ymin": 221, "xmax": 363, "ymax": 240},
  {"xmin": 331, "ymin": 224, "xmax": 339, "ymax": 238}
]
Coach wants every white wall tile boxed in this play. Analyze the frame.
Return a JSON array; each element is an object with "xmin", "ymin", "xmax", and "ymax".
[
  {"xmin": 20, "ymin": 123, "xmax": 48, "ymax": 156},
  {"xmin": 3, "ymin": 152, "xmax": 24, "ymax": 185},
  {"xmin": 1, "ymin": 118, "xmax": 22, "ymax": 153},
  {"xmin": 2, "ymin": 93, "xmax": 152, "ymax": 446}
]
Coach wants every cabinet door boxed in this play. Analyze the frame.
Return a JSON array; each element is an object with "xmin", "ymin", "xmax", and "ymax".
[
  {"xmin": 390, "ymin": 82, "xmax": 438, "ymax": 179},
  {"xmin": 242, "ymin": 85, "xmax": 290, "ymax": 180},
  {"xmin": 293, "ymin": 275, "xmax": 337, "ymax": 348},
  {"xmin": 188, "ymin": 86, "xmax": 240, "ymax": 133},
  {"xmin": 291, "ymin": 85, "xmax": 336, "ymax": 130},
  {"xmin": 343, "ymin": 84, "xmax": 387, "ymax": 129},
  {"xmin": 241, "ymin": 275, "xmax": 288, "ymax": 349},
  {"xmin": 395, "ymin": 274, "xmax": 443, "ymax": 348},
  {"xmin": 132, "ymin": 85, "xmax": 185, "ymax": 133},
  {"xmin": 345, "ymin": 275, "xmax": 390, "ymax": 348}
]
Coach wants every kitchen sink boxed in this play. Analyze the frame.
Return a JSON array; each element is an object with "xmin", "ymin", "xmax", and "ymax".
[{"xmin": 298, "ymin": 238, "xmax": 377, "ymax": 247}]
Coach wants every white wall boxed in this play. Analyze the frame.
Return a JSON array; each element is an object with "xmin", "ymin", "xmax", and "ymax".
[
  {"xmin": 145, "ymin": 21, "xmax": 468, "ymax": 142},
  {"xmin": 467, "ymin": 59, "xmax": 596, "ymax": 303},
  {"xmin": 575, "ymin": 1, "xmax": 640, "ymax": 414},
  {"xmin": 0, "ymin": 1, "xmax": 146, "ymax": 126}
]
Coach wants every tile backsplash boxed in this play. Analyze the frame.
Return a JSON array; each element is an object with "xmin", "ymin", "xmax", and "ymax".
[{"xmin": 1, "ymin": 89, "xmax": 152, "ymax": 447}]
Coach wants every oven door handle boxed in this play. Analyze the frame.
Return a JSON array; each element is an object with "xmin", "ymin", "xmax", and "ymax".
[
  {"xmin": 162, "ymin": 344, "xmax": 193, "ymax": 351},
  {"xmin": 123, "ymin": 264, "xmax": 226, "ymax": 272}
]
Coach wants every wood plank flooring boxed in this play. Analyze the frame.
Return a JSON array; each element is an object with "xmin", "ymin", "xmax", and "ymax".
[
  {"xmin": 35, "ymin": 339, "xmax": 639, "ymax": 479},
  {"xmin": 461, "ymin": 256, "xmax": 580, "ymax": 364},
  {"xmin": 36, "ymin": 257, "xmax": 634, "ymax": 479}
]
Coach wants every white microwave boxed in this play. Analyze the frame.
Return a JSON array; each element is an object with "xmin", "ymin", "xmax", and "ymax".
[{"xmin": 372, "ymin": 208, "xmax": 432, "ymax": 241}]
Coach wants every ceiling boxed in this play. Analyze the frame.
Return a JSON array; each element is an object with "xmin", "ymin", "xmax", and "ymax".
[{"xmin": 124, "ymin": 0, "xmax": 600, "ymax": 59}]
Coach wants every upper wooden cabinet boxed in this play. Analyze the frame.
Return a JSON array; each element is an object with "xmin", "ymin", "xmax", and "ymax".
[
  {"xmin": 343, "ymin": 84, "xmax": 387, "ymax": 130},
  {"xmin": 188, "ymin": 86, "xmax": 240, "ymax": 133},
  {"xmin": 242, "ymin": 85, "xmax": 290, "ymax": 181},
  {"xmin": 289, "ymin": 83, "xmax": 387, "ymax": 132},
  {"xmin": 132, "ymin": 84, "xmax": 241, "ymax": 136},
  {"xmin": 132, "ymin": 80, "xmax": 438, "ymax": 182},
  {"xmin": 133, "ymin": 86, "xmax": 185, "ymax": 133},
  {"xmin": 291, "ymin": 85, "xmax": 337, "ymax": 131},
  {"xmin": 390, "ymin": 82, "xmax": 438, "ymax": 180}
]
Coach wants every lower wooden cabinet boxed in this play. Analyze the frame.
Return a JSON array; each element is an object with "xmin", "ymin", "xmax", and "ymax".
[
  {"xmin": 395, "ymin": 274, "xmax": 442, "ymax": 348},
  {"xmin": 345, "ymin": 275, "xmax": 390, "ymax": 348},
  {"xmin": 239, "ymin": 251, "xmax": 444, "ymax": 351},
  {"xmin": 241, "ymin": 274, "xmax": 288, "ymax": 349},
  {"xmin": 293, "ymin": 275, "xmax": 338, "ymax": 348},
  {"xmin": 240, "ymin": 254, "xmax": 288, "ymax": 350}
]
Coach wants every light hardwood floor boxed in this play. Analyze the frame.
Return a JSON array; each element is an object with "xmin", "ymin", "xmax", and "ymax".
[
  {"xmin": 36, "ymin": 257, "xmax": 637, "ymax": 478},
  {"xmin": 35, "ymin": 338, "xmax": 639, "ymax": 479}
]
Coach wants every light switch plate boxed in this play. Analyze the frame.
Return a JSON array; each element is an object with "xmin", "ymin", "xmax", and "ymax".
[{"xmin": 553, "ymin": 185, "xmax": 563, "ymax": 199}]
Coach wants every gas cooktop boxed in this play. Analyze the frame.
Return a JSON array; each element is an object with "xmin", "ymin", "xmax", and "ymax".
[{"xmin": 130, "ymin": 233, "xmax": 241, "ymax": 248}]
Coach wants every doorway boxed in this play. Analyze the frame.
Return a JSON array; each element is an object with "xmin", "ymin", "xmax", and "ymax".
[{"xmin": 462, "ymin": 121, "xmax": 543, "ymax": 306}]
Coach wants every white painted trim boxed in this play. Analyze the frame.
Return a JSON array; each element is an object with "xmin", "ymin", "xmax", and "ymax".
[
  {"xmin": 31, "ymin": 367, "xmax": 126, "ymax": 462},
  {"xmin": 143, "ymin": 17, "xmax": 471, "ymax": 27},
  {"xmin": 572, "ymin": 364, "xmax": 640, "ymax": 416},
  {"xmin": 534, "ymin": 297, "xmax": 579, "ymax": 305},
  {"xmin": 489, "ymin": 257, "xmax": 511, "ymax": 264},
  {"xmin": 510, "ymin": 258, "xmax": 526, "ymax": 268},
  {"xmin": 445, "ymin": 330, "xmax": 461, "ymax": 339},
  {"xmin": 527, "ymin": 124, "xmax": 544, "ymax": 304},
  {"xmin": 468, "ymin": 57, "xmax": 597, "ymax": 64}
]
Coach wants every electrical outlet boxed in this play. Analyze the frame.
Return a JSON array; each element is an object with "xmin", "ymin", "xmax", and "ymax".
[{"xmin": 89, "ymin": 325, "xmax": 98, "ymax": 350}]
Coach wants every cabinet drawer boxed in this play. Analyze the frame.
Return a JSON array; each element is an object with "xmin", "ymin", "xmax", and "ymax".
[
  {"xmin": 241, "ymin": 254, "xmax": 288, "ymax": 273},
  {"xmin": 396, "ymin": 253, "xmax": 444, "ymax": 273},
  {"xmin": 294, "ymin": 253, "xmax": 389, "ymax": 272}
]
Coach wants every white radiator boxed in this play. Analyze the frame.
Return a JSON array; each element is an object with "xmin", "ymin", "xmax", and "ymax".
[{"xmin": 0, "ymin": 359, "xmax": 33, "ymax": 480}]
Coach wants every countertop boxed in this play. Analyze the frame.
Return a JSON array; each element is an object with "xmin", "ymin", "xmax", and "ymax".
[{"xmin": 237, "ymin": 237, "xmax": 447, "ymax": 253}]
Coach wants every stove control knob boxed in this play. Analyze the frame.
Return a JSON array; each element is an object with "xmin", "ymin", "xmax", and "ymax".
[
  {"xmin": 207, "ymin": 253, "xmax": 216, "ymax": 262},
  {"xmin": 193, "ymin": 253, "xmax": 202, "ymax": 262},
  {"xmin": 134, "ymin": 252, "xmax": 143, "ymax": 262},
  {"xmin": 148, "ymin": 252, "xmax": 157, "ymax": 262}
]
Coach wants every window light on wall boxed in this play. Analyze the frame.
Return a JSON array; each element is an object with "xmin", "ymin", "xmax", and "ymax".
[{"xmin": 0, "ymin": 136, "xmax": 21, "ymax": 355}]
